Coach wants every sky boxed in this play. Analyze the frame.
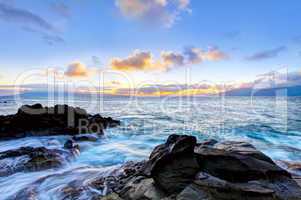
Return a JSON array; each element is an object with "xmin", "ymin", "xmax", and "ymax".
[{"xmin": 0, "ymin": 0, "xmax": 301, "ymax": 96}]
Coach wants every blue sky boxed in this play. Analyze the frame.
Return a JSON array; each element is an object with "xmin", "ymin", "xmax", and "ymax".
[{"xmin": 0, "ymin": 0, "xmax": 301, "ymax": 95}]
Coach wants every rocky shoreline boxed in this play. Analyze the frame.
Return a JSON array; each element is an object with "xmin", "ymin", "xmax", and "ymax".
[
  {"xmin": 0, "ymin": 105, "xmax": 301, "ymax": 200},
  {"xmin": 0, "ymin": 104, "xmax": 120, "ymax": 140}
]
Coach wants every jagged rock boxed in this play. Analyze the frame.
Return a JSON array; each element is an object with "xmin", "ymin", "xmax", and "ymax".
[
  {"xmin": 213, "ymin": 141, "xmax": 275, "ymax": 164},
  {"xmin": 146, "ymin": 134, "xmax": 200, "ymax": 194},
  {"xmin": 0, "ymin": 104, "xmax": 120, "ymax": 140},
  {"xmin": 195, "ymin": 144, "xmax": 291, "ymax": 183},
  {"xmin": 189, "ymin": 172, "xmax": 277, "ymax": 200},
  {"xmin": 143, "ymin": 135, "xmax": 301, "ymax": 199},
  {"xmin": 118, "ymin": 177, "xmax": 166, "ymax": 200},
  {"xmin": 0, "ymin": 146, "xmax": 72, "ymax": 176},
  {"xmin": 176, "ymin": 183, "xmax": 209, "ymax": 200}
]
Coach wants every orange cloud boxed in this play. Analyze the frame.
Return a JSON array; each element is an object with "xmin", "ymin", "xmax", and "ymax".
[
  {"xmin": 110, "ymin": 47, "xmax": 228, "ymax": 72},
  {"xmin": 65, "ymin": 62, "xmax": 89, "ymax": 77},
  {"xmin": 110, "ymin": 50, "xmax": 157, "ymax": 71}
]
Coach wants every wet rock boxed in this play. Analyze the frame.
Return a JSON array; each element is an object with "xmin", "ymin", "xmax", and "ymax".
[
  {"xmin": 293, "ymin": 175, "xmax": 301, "ymax": 187},
  {"xmin": 99, "ymin": 193, "xmax": 123, "ymax": 200},
  {"xmin": 64, "ymin": 139, "xmax": 77, "ymax": 149},
  {"xmin": 0, "ymin": 146, "xmax": 71, "ymax": 176},
  {"xmin": 195, "ymin": 144, "xmax": 291, "ymax": 183},
  {"xmin": 119, "ymin": 177, "xmax": 166, "ymax": 200},
  {"xmin": 176, "ymin": 183, "xmax": 209, "ymax": 200},
  {"xmin": 146, "ymin": 134, "xmax": 200, "ymax": 194},
  {"xmin": 72, "ymin": 134, "xmax": 98, "ymax": 142},
  {"xmin": 191, "ymin": 172, "xmax": 277, "ymax": 200},
  {"xmin": 0, "ymin": 104, "xmax": 120, "ymax": 140},
  {"xmin": 277, "ymin": 160, "xmax": 301, "ymax": 175},
  {"xmin": 213, "ymin": 141, "xmax": 275, "ymax": 164}
]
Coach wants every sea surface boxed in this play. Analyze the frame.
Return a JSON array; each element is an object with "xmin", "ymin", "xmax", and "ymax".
[{"xmin": 0, "ymin": 94, "xmax": 301, "ymax": 199}]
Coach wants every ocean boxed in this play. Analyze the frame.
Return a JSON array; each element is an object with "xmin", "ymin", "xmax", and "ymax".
[{"xmin": 0, "ymin": 94, "xmax": 301, "ymax": 199}]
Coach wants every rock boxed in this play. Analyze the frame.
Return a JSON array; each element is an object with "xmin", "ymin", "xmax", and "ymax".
[
  {"xmin": 146, "ymin": 134, "xmax": 200, "ymax": 194},
  {"xmin": 176, "ymin": 183, "xmax": 209, "ymax": 200},
  {"xmin": 0, "ymin": 104, "xmax": 120, "ymax": 140},
  {"xmin": 63, "ymin": 139, "xmax": 80, "ymax": 156},
  {"xmin": 191, "ymin": 172, "xmax": 277, "ymax": 200},
  {"xmin": 90, "ymin": 114, "xmax": 120, "ymax": 129},
  {"xmin": 99, "ymin": 193, "xmax": 123, "ymax": 200},
  {"xmin": 0, "ymin": 146, "xmax": 72, "ymax": 176},
  {"xmin": 119, "ymin": 177, "xmax": 166, "ymax": 200},
  {"xmin": 72, "ymin": 134, "xmax": 98, "ymax": 142},
  {"xmin": 293, "ymin": 175, "xmax": 301, "ymax": 187},
  {"xmin": 213, "ymin": 141, "xmax": 275, "ymax": 164},
  {"xmin": 276, "ymin": 160, "xmax": 301, "ymax": 175},
  {"xmin": 195, "ymin": 144, "xmax": 291, "ymax": 183},
  {"xmin": 64, "ymin": 139, "xmax": 77, "ymax": 149}
]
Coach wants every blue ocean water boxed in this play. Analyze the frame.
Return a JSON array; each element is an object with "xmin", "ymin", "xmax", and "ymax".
[{"xmin": 0, "ymin": 95, "xmax": 301, "ymax": 199}]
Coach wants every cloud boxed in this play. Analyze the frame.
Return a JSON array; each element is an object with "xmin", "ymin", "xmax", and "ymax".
[
  {"xmin": 246, "ymin": 46, "xmax": 287, "ymax": 61},
  {"xmin": 184, "ymin": 47, "xmax": 228, "ymax": 64},
  {"xmin": 110, "ymin": 47, "xmax": 228, "ymax": 72},
  {"xmin": 50, "ymin": 2, "xmax": 70, "ymax": 18},
  {"xmin": 111, "ymin": 50, "xmax": 157, "ymax": 71},
  {"xmin": 110, "ymin": 50, "xmax": 184, "ymax": 72},
  {"xmin": 42, "ymin": 34, "xmax": 65, "ymax": 45},
  {"xmin": 115, "ymin": 0, "xmax": 191, "ymax": 28},
  {"xmin": 0, "ymin": 2, "xmax": 55, "ymax": 32},
  {"xmin": 0, "ymin": 2, "xmax": 65, "ymax": 45},
  {"xmin": 161, "ymin": 51, "xmax": 185, "ymax": 66},
  {"xmin": 22, "ymin": 26, "xmax": 64, "ymax": 45},
  {"xmin": 65, "ymin": 62, "xmax": 90, "ymax": 77}
]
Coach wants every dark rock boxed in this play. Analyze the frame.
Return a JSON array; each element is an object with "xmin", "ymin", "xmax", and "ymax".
[
  {"xmin": 64, "ymin": 139, "xmax": 76, "ymax": 149},
  {"xmin": 0, "ymin": 104, "xmax": 120, "ymax": 140},
  {"xmin": 213, "ymin": 141, "xmax": 275, "ymax": 164},
  {"xmin": 192, "ymin": 172, "xmax": 277, "ymax": 200},
  {"xmin": 196, "ymin": 139, "xmax": 218, "ymax": 147},
  {"xmin": 64, "ymin": 139, "xmax": 80, "ymax": 155},
  {"xmin": 118, "ymin": 176, "xmax": 166, "ymax": 200},
  {"xmin": 195, "ymin": 144, "xmax": 291, "ymax": 183},
  {"xmin": 145, "ymin": 134, "xmax": 200, "ymax": 194},
  {"xmin": 72, "ymin": 134, "xmax": 98, "ymax": 142},
  {"xmin": 0, "ymin": 146, "xmax": 72, "ymax": 176}
]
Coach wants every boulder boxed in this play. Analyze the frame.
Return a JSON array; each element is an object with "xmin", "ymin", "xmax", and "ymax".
[
  {"xmin": 118, "ymin": 177, "xmax": 166, "ymax": 200},
  {"xmin": 195, "ymin": 146, "xmax": 290, "ymax": 183},
  {"xmin": 0, "ymin": 146, "xmax": 72, "ymax": 176},
  {"xmin": 145, "ymin": 134, "xmax": 200, "ymax": 194}
]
